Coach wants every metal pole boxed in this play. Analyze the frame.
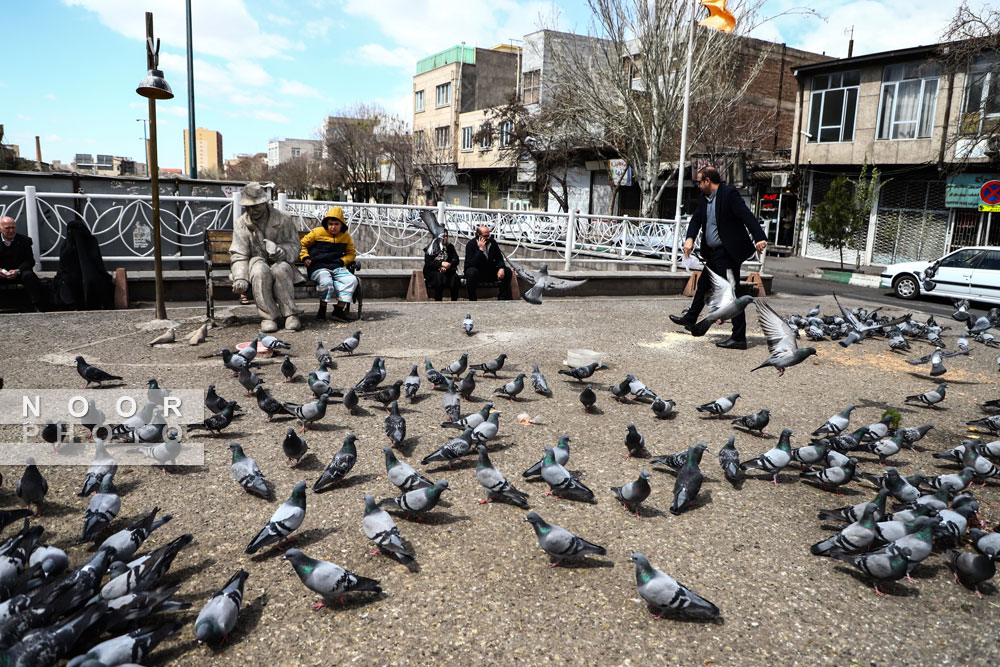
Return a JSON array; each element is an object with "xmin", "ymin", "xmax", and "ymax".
[
  {"xmin": 564, "ymin": 209, "xmax": 577, "ymax": 270},
  {"xmin": 137, "ymin": 119, "xmax": 149, "ymax": 175},
  {"xmin": 23, "ymin": 186, "xmax": 41, "ymax": 270},
  {"xmin": 670, "ymin": 0, "xmax": 697, "ymax": 273},
  {"xmin": 146, "ymin": 12, "xmax": 167, "ymax": 320},
  {"xmin": 185, "ymin": 0, "xmax": 197, "ymax": 179}
]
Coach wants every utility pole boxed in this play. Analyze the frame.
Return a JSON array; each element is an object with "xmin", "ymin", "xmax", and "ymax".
[
  {"xmin": 136, "ymin": 118, "xmax": 149, "ymax": 175},
  {"xmin": 185, "ymin": 0, "xmax": 197, "ymax": 179}
]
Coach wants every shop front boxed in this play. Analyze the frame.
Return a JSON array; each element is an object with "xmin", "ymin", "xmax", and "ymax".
[
  {"xmin": 945, "ymin": 173, "xmax": 1000, "ymax": 251},
  {"xmin": 756, "ymin": 189, "xmax": 797, "ymax": 255}
]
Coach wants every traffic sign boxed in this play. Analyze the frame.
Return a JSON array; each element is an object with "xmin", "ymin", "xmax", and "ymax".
[
  {"xmin": 981, "ymin": 180, "xmax": 1000, "ymax": 205},
  {"xmin": 980, "ymin": 204, "xmax": 1000, "ymax": 213}
]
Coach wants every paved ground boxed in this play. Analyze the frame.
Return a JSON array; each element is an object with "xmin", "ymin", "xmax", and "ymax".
[{"xmin": 1, "ymin": 292, "xmax": 999, "ymax": 665}]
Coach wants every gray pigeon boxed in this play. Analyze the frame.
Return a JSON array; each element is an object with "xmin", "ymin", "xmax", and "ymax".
[
  {"xmin": 421, "ymin": 429, "xmax": 474, "ymax": 468},
  {"xmin": 362, "ymin": 493, "xmax": 414, "ymax": 565},
  {"xmin": 404, "ymin": 364, "xmax": 421, "ymax": 400},
  {"xmin": 508, "ymin": 260, "xmax": 588, "ymax": 305},
  {"xmin": 817, "ymin": 489, "xmax": 890, "ymax": 524},
  {"xmin": 624, "ymin": 424, "xmax": 646, "ymax": 458},
  {"xmin": 442, "ymin": 353, "xmax": 469, "ymax": 376},
  {"xmin": 732, "ymin": 408, "xmax": 771, "ymax": 436},
  {"xmin": 245, "ymin": 482, "xmax": 306, "ymax": 554},
  {"xmin": 98, "ymin": 532, "xmax": 192, "ymax": 602},
  {"xmin": 671, "ymin": 444, "xmax": 707, "ymax": 515},
  {"xmin": 384, "ymin": 481, "xmax": 449, "ymax": 520},
  {"xmin": 969, "ymin": 525, "xmax": 1000, "ymax": 560},
  {"xmin": 524, "ymin": 513, "xmax": 605, "ymax": 565},
  {"xmin": 476, "ymin": 446, "xmax": 529, "ymax": 509},
  {"xmin": 315, "ymin": 340, "xmax": 332, "ymax": 366},
  {"xmin": 810, "ymin": 502, "xmax": 878, "ymax": 556},
  {"xmin": 238, "ymin": 367, "xmax": 263, "ymax": 397},
  {"xmin": 540, "ymin": 447, "xmax": 594, "ymax": 502},
  {"xmin": 97, "ymin": 506, "xmax": 172, "ymax": 564},
  {"xmin": 493, "ymin": 372, "xmax": 525, "ymax": 400},
  {"xmin": 907, "ymin": 347, "xmax": 947, "ymax": 376},
  {"xmin": 718, "ymin": 436, "xmax": 740, "ymax": 485},
  {"xmin": 442, "ymin": 403, "xmax": 493, "ymax": 431},
  {"xmin": 194, "ymin": 569, "xmax": 249, "ymax": 645},
  {"xmin": 920, "ymin": 467, "xmax": 974, "ymax": 494},
  {"xmin": 471, "ymin": 354, "xmax": 507, "ymax": 378},
  {"xmin": 283, "ymin": 548, "xmax": 381, "ymax": 609},
  {"xmin": 442, "ymin": 379, "xmax": 461, "ymax": 423},
  {"xmin": 523, "ymin": 436, "xmax": 570, "ymax": 478},
  {"xmin": 750, "ymin": 301, "xmax": 817, "ymax": 375},
  {"xmin": 611, "ymin": 470, "xmax": 651, "ymax": 516},
  {"xmin": 828, "ymin": 543, "xmax": 913, "ymax": 596},
  {"xmin": 384, "ymin": 402, "xmax": 406, "ymax": 447},
  {"xmin": 631, "ymin": 552, "xmax": 720, "ymax": 618},
  {"xmin": 904, "ymin": 383, "xmax": 947, "ymax": 408},
  {"xmin": 530, "ymin": 364, "xmax": 551, "ymax": 396},
  {"xmin": 229, "ymin": 443, "xmax": 270, "ymax": 498},
  {"xmin": 282, "ymin": 428, "xmax": 309, "ymax": 467},
  {"xmin": 342, "ymin": 387, "xmax": 359, "ymax": 415},
  {"xmin": 800, "ymin": 457, "xmax": 858, "ymax": 492},
  {"xmin": 334, "ymin": 330, "xmax": 362, "ymax": 355},
  {"xmin": 314, "ymin": 435, "xmax": 358, "ymax": 493},
  {"xmin": 696, "ymin": 392, "xmax": 740, "ymax": 416},
  {"xmin": 424, "ymin": 359, "xmax": 448, "ymax": 390},
  {"xmin": 463, "ymin": 313, "xmax": 474, "ymax": 336},
  {"xmin": 812, "ymin": 404, "xmax": 856, "ymax": 436},
  {"xmin": 651, "ymin": 396, "xmax": 676, "ymax": 419},
  {"xmin": 689, "ymin": 268, "xmax": 753, "ymax": 337},
  {"xmin": 16, "ymin": 459, "xmax": 47, "ymax": 515},
  {"xmin": 739, "ymin": 428, "xmax": 793, "ymax": 484},
  {"xmin": 471, "ymin": 411, "xmax": 501, "ymax": 443},
  {"xmin": 67, "ymin": 620, "xmax": 183, "ymax": 667},
  {"xmin": 134, "ymin": 428, "xmax": 182, "ymax": 470},
  {"xmin": 79, "ymin": 478, "xmax": 120, "ymax": 543},
  {"xmin": 558, "ymin": 361, "xmax": 603, "ymax": 382},
  {"xmin": 947, "ymin": 549, "xmax": 996, "ymax": 596},
  {"xmin": 282, "ymin": 394, "xmax": 330, "ymax": 431},
  {"xmin": 384, "ymin": 447, "xmax": 433, "ymax": 492}
]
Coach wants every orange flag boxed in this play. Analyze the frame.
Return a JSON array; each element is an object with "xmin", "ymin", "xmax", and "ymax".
[{"xmin": 699, "ymin": 0, "xmax": 737, "ymax": 33}]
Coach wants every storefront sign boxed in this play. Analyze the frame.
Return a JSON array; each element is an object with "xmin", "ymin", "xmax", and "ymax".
[{"xmin": 946, "ymin": 173, "xmax": 1000, "ymax": 208}]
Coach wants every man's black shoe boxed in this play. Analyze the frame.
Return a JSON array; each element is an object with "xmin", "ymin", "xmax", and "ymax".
[
  {"xmin": 669, "ymin": 314, "xmax": 694, "ymax": 330},
  {"xmin": 716, "ymin": 338, "xmax": 747, "ymax": 350}
]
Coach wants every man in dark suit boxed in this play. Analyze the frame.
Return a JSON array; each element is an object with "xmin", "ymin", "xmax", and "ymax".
[
  {"xmin": 669, "ymin": 167, "xmax": 766, "ymax": 349},
  {"xmin": 464, "ymin": 225, "xmax": 513, "ymax": 301},
  {"xmin": 0, "ymin": 216, "xmax": 44, "ymax": 311}
]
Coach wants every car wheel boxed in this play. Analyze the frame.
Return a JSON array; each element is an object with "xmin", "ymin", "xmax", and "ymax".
[{"xmin": 893, "ymin": 274, "xmax": 920, "ymax": 300}]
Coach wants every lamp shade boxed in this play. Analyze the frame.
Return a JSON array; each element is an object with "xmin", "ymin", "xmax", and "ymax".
[{"xmin": 136, "ymin": 69, "xmax": 174, "ymax": 100}]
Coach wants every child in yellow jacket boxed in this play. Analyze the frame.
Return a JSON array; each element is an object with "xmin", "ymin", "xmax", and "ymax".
[{"xmin": 300, "ymin": 206, "xmax": 358, "ymax": 321}]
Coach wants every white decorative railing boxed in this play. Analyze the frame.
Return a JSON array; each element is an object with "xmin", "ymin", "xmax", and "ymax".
[{"xmin": 0, "ymin": 187, "xmax": 691, "ymax": 271}]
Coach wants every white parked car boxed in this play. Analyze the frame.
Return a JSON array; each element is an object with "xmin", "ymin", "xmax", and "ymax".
[{"xmin": 880, "ymin": 246, "xmax": 1000, "ymax": 304}]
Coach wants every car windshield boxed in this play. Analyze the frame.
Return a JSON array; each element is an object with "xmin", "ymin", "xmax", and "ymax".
[{"xmin": 939, "ymin": 249, "xmax": 985, "ymax": 269}]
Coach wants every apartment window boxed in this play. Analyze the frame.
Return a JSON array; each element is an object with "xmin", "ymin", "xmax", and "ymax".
[
  {"xmin": 877, "ymin": 62, "xmax": 940, "ymax": 140},
  {"xmin": 414, "ymin": 130, "xmax": 425, "ymax": 146},
  {"xmin": 313, "ymin": 148, "xmax": 322, "ymax": 159},
  {"xmin": 436, "ymin": 82, "xmax": 451, "ymax": 107},
  {"xmin": 435, "ymin": 126, "xmax": 450, "ymax": 149},
  {"xmin": 962, "ymin": 53, "xmax": 1000, "ymax": 135},
  {"xmin": 807, "ymin": 70, "xmax": 861, "ymax": 143},
  {"xmin": 461, "ymin": 126, "xmax": 473, "ymax": 151},
  {"xmin": 522, "ymin": 70, "xmax": 540, "ymax": 105},
  {"xmin": 291, "ymin": 147, "xmax": 300, "ymax": 158},
  {"xmin": 414, "ymin": 90, "xmax": 425, "ymax": 113},
  {"xmin": 499, "ymin": 120, "xmax": 513, "ymax": 148},
  {"xmin": 479, "ymin": 123, "xmax": 492, "ymax": 149}
]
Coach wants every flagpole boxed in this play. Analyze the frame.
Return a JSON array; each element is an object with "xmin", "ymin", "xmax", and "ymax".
[{"xmin": 671, "ymin": 0, "xmax": 698, "ymax": 272}]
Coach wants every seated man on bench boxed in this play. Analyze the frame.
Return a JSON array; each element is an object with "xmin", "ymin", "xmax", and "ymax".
[
  {"xmin": 300, "ymin": 206, "xmax": 358, "ymax": 322},
  {"xmin": 423, "ymin": 229, "xmax": 460, "ymax": 301},
  {"xmin": 464, "ymin": 224, "xmax": 513, "ymax": 301},
  {"xmin": 0, "ymin": 216, "xmax": 44, "ymax": 312}
]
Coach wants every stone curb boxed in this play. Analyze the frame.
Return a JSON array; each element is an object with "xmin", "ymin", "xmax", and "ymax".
[{"xmin": 808, "ymin": 269, "xmax": 883, "ymax": 288}]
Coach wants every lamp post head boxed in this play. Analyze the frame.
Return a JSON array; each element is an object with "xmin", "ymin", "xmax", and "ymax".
[{"xmin": 137, "ymin": 69, "xmax": 173, "ymax": 100}]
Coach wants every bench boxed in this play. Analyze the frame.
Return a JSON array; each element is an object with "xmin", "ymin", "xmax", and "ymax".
[
  {"xmin": 405, "ymin": 268, "xmax": 521, "ymax": 301},
  {"xmin": 204, "ymin": 230, "xmax": 362, "ymax": 322},
  {"xmin": 681, "ymin": 270, "xmax": 767, "ymax": 298}
]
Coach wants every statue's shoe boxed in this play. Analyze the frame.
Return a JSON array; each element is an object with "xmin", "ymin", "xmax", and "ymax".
[
  {"xmin": 261, "ymin": 318, "xmax": 279, "ymax": 333},
  {"xmin": 284, "ymin": 315, "xmax": 302, "ymax": 331}
]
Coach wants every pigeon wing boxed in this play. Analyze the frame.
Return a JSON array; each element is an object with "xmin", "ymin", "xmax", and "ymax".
[
  {"xmin": 704, "ymin": 268, "xmax": 737, "ymax": 316},
  {"xmin": 756, "ymin": 300, "xmax": 798, "ymax": 358}
]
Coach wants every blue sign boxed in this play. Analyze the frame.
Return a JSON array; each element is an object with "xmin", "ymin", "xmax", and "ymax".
[{"xmin": 946, "ymin": 173, "xmax": 1000, "ymax": 208}]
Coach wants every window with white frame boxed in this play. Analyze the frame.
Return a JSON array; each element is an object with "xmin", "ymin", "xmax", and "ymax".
[
  {"xmin": 436, "ymin": 82, "xmax": 451, "ymax": 107},
  {"xmin": 877, "ymin": 62, "xmax": 940, "ymax": 140},
  {"xmin": 415, "ymin": 90, "xmax": 425, "ymax": 113},
  {"xmin": 435, "ymin": 126, "xmax": 450, "ymax": 149},
  {"xmin": 807, "ymin": 70, "xmax": 861, "ymax": 143},
  {"xmin": 291, "ymin": 147, "xmax": 300, "ymax": 158},
  {"xmin": 962, "ymin": 53, "xmax": 1000, "ymax": 135},
  {"xmin": 479, "ymin": 123, "xmax": 492, "ymax": 149},
  {"xmin": 522, "ymin": 70, "xmax": 540, "ymax": 104},
  {"xmin": 461, "ymin": 126, "xmax": 473, "ymax": 151},
  {"xmin": 499, "ymin": 120, "xmax": 513, "ymax": 148}
]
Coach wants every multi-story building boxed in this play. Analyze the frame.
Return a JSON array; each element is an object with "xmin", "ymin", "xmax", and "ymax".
[
  {"xmin": 71, "ymin": 153, "xmax": 146, "ymax": 177},
  {"xmin": 183, "ymin": 127, "xmax": 224, "ymax": 176},
  {"xmin": 791, "ymin": 42, "xmax": 1000, "ymax": 266},
  {"xmin": 266, "ymin": 138, "xmax": 323, "ymax": 168}
]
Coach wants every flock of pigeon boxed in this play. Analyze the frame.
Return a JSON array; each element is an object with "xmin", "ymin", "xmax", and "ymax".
[{"xmin": 1, "ymin": 286, "xmax": 1000, "ymax": 664}]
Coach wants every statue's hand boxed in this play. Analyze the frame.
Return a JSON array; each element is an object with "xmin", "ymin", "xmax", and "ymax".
[
  {"xmin": 264, "ymin": 240, "xmax": 284, "ymax": 262},
  {"xmin": 232, "ymin": 279, "xmax": 249, "ymax": 294}
]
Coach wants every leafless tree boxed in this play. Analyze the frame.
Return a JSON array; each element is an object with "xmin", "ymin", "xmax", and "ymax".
[
  {"xmin": 323, "ymin": 104, "xmax": 385, "ymax": 203},
  {"xmin": 379, "ymin": 115, "xmax": 417, "ymax": 204},
  {"xmin": 270, "ymin": 156, "xmax": 314, "ymax": 199},
  {"xmin": 225, "ymin": 153, "xmax": 268, "ymax": 182},
  {"xmin": 412, "ymin": 130, "xmax": 455, "ymax": 204}
]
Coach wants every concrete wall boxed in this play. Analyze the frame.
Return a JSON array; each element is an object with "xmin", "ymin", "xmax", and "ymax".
[
  {"xmin": 470, "ymin": 48, "xmax": 518, "ymax": 110},
  {"xmin": 267, "ymin": 139, "xmax": 322, "ymax": 168}
]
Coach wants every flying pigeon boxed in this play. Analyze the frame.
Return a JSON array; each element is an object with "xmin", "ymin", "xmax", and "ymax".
[
  {"xmin": 751, "ymin": 300, "xmax": 817, "ymax": 375},
  {"xmin": 689, "ymin": 268, "xmax": 754, "ymax": 337},
  {"xmin": 907, "ymin": 347, "xmax": 947, "ymax": 376},
  {"xmin": 507, "ymin": 261, "xmax": 587, "ymax": 305}
]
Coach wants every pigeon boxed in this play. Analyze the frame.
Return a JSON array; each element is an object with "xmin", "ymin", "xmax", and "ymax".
[
  {"xmin": 281, "ymin": 428, "xmax": 309, "ymax": 467},
  {"xmin": 476, "ymin": 446, "xmax": 529, "ymax": 509},
  {"xmin": 0, "ymin": 511, "xmax": 31, "ymax": 535},
  {"xmin": 540, "ymin": 447, "xmax": 594, "ymax": 502},
  {"xmin": 463, "ymin": 312, "xmax": 474, "ymax": 336},
  {"xmin": 887, "ymin": 329, "xmax": 910, "ymax": 352},
  {"xmin": 404, "ymin": 364, "xmax": 421, "ymax": 399},
  {"xmin": 458, "ymin": 371, "xmax": 477, "ymax": 400},
  {"xmin": 696, "ymin": 392, "xmax": 740, "ymax": 416},
  {"xmin": 579, "ymin": 384, "xmax": 597, "ymax": 413},
  {"xmin": 79, "ymin": 478, "xmax": 121, "ymax": 543},
  {"xmin": 148, "ymin": 328, "xmax": 175, "ymax": 346},
  {"xmin": 415, "ymin": 208, "xmax": 447, "ymax": 255},
  {"xmin": 524, "ymin": 513, "xmax": 605, "ymax": 565},
  {"xmin": 947, "ymin": 550, "xmax": 997, "ymax": 596},
  {"xmin": 471, "ymin": 354, "xmax": 507, "ymax": 378},
  {"xmin": 0, "ymin": 522, "xmax": 44, "ymax": 600},
  {"xmin": 818, "ymin": 489, "xmax": 890, "ymax": 524},
  {"xmin": 384, "ymin": 480, "xmax": 449, "ymax": 520},
  {"xmin": 421, "ymin": 429, "xmax": 475, "ymax": 467},
  {"xmin": 630, "ymin": 552, "xmax": 720, "ymax": 618},
  {"xmin": 237, "ymin": 335, "xmax": 260, "ymax": 363},
  {"xmin": 858, "ymin": 467, "xmax": 921, "ymax": 503},
  {"xmin": 313, "ymin": 435, "xmax": 358, "ymax": 493},
  {"xmin": 221, "ymin": 348, "xmax": 253, "ymax": 375},
  {"xmin": 362, "ymin": 493, "xmax": 414, "ymax": 565},
  {"xmin": 826, "ymin": 426, "xmax": 869, "ymax": 454},
  {"xmin": 342, "ymin": 387, "xmax": 359, "ymax": 415},
  {"xmin": 471, "ymin": 411, "xmax": 501, "ymax": 444},
  {"xmin": 732, "ymin": 408, "xmax": 771, "ymax": 436},
  {"xmin": 245, "ymin": 482, "xmax": 307, "ymax": 554},
  {"xmin": 626, "ymin": 376, "xmax": 660, "ymax": 402},
  {"xmin": 354, "ymin": 357, "xmax": 385, "ymax": 392},
  {"xmin": 689, "ymin": 268, "xmax": 753, "ymax": 337},
  {"xmin": 920, "ymin": 467, "xmax": 975, "ymax": 494},
  {"xmin": 791, "ymin": 439, "xmax": 831, "ymax": 468},
  {"xmin": 907, "ymin": 347, "xmax": 947, "ymax": 376},
  {"xmin": 280, "ymin": 355, "xmax": 297, "ymax": 382},
  {"xmin": 838, "ymin": 331, "xmax": 862, "ymax": 349},
  {"xmin": 905, "ymin": 383, "xmax": 947, "ymax": 408},
  {"xmin": 15, "ymin": 460, "xmax": 46, "ymax": 515},
  {"xmin": 315, "ymin": 340, "xmax": 332, "ymax": 366},
  {"xmin": 334, "ymin": 330, "xmax": 362, "ymax": 355},
  {"xmin": 307, "ymin": 371, "xmax": 334, "ymax": 400},
  {"xmin": 40, "ymin": 420, "xmax": 68, "ymax": 453},
  {"xmin": 751, "ymin": 300, "xmax": 817, "ymax": 375},
  {"xmin": 718, "ymin": 436, "xmax": 740, "ymax": 485},
  {"xmin": 558, "ymin": 362, "xmax": 604, "ymax": 382},
  {"xmin": 384, "ymin": 447, "xmax": 434, "ymax": 492},
  {"xmin": 811, "ymin": 503, "xmax": 879, "ymax": 556},
  {"xmin": 282, "ymin": 395, "xmax": 330, "ymax": 431},
  {"xmin": 315, "ymin": 359, "xmax": 334, "ymax": 384},
  {"xmin": 740, "ymin": 428, "xmax": 793, "ymax": 484},
  {"xmin": 134, "ymin": 429, "xmax": 183, "ymax": 470},
  {"xmin": 284, "ymin": 548, "xmax": 381, "ymax": 609},
  {"xmin": 967, "ymin": 415, "xmax": 1000, "ymax": 433},
  {"xmin": 188, "ymin": 321, "xmax": 209, "ymax": 345},
  {"xmin": 609, "ymin": 376, "xmax": 632, "ymax": 402},
  {"xmin": 969, "ymin": 525, "xmax": 1000, "ymax": 560},
  {"xmin": 66, "ymin": 620, "xmax": 183, "ymax": 667},
  {"xmin": 194, "ymin": 569, "xmax": 249, "ymax": 645},
  {"xmin": 237, "ymin": 367, "xmax": 263, "ymax": 397},
  {"xmin": 229, "ymin": 443, "xmax": 270, "ymax": 498},
  {"xmin": 952, "ymin": 299, "xmax": 972, "ymax": 322},
  {"xmin": 75, "ymin": 356, "xmax": 123, "ymax": 388},
  {"xmin": 442, "ymin": 353, "xmax": 469, "ymax": 377},
  {"xmin": 828, "ymin": 543, "xmax": 913, "ymax": 595},
  {"xmin": 863, "ymin": 516, "xmax": 940, "ymax": 580},
  {"xmin": 671, "ymin": 444, "xmax": 707, "ymax": 515},
  {"xmin": 364, "ymin": 379, "xmax": 404, "ymax": 408},
  {"xmin": 874, "ymin": 509, "xmax": 936, "ymax": 542},
  {"xmin": 895, "ymin": 423, "xmax": 934, "ymax": 448},
  {"xmin": 935, "ymin": 505, "xmax": 978, "ymax": 544},
  {"xmin": 523, "ymin": 436, "xmax": 570, "ymax": 478},
  {"xmin": 442, "ymin": 403, "xmax": 493, "ymax": 430},
  {"xmin": 800, "ymin": 457, "xmax": 858, "ymax": 492},
  {"xmin": 1, "ymin": 601, "xmax": 110, "ymax": 666},
  {"xmin": 611, "ymin": 471, "xmax": 651, "ymax": 516},
  {"xmin": 258, "ymin": 333, "xmax": 291, "ymax": 353},
  {"xmin": 506, "ymin": 260, "xmax": 588, "ymax": 305},
  {"xmin": 424, "ymin": 359, "xmax": 449, "ymax": 390},
  {"xmin": 80, "ymin": 399, "xmax": 106, "ymax": 437},
  {"xmin": 650, "ymin": 447, "xmax": 688, "ymax": 470},
  {"xmin": 861, "ymin": 414, "xmax": 894, "ymax": 442},
  {"xmin": 494, "ymin": 373, "xmax": 525, "ymax": 401},
  {"xmin": 865, "ymin": 434, "xmax": 904, "ymax": 465},
  {"xmin": 254, "ymin": 385, "xmax": 289, "ymax": 422},
  {"xmin": 98, "ymin": 532, "xmax": 191, "ymax": 601},
  {"xmin": 651, "ymin": 396, "xmax": 676, "ymax": 419},
  {"xmin": 205, "ymin": 384, "xmax": 239, "ymax": 414},
  {"xmin": 187, "ymin": 402, "xmax": 235, "ymax": 436},
  {"xmin": 813, "ymin": 405, "xmax": 856, "ymax": 437},
  {"xmin": 382, "ymin": 401, "xmax": 406, "ymax": 447},
  {"xmin": 624, "ymin": 424, "xmax": 646, "ymax": 458},
  {"xmin": 97, "ymin": 507, "xmax": 172, "ymax": 564}
]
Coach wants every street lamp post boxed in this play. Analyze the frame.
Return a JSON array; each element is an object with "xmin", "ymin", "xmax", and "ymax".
[
  {"xmin": 136, "ymin": 11, "xmax": 173, "ymax": 321},
  {"xmin": 136, "ymin": 118, "xmax": 149, "ymax": 175}
]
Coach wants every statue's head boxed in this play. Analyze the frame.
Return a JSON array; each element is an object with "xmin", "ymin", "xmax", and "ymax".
[{"xmin": 241, "ymin": 182, "xmax": 271, "ymax": 221}]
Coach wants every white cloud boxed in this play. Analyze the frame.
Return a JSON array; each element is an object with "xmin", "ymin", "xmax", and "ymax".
[
  {"xmin": 251, "ymin": 110, "xmax": 290, "ymax": 123},
  {"xmin": 277, "ymin": 79, "xmax": 325, "ymax": 98},
  {"xmin": 227, "ymin": 60, "xmax": 273, "ymax": 87},
  {"xmin": 356, "ymin": 44, "xmax": 415, "ymax": 70},
  {"xmin": 16, "ymin": 114, "xmax": 32, "ymax": 121},
  {"xmin": 160, "ymin": 105, "xmax": 188, "ymax": 117},
  {"xmin": 44, "ymin": 135, "xmax": 62, "ymax": 143},
  {"xmin": 43, "ymin": 93, "xmax": 57, "ymax": 100}
]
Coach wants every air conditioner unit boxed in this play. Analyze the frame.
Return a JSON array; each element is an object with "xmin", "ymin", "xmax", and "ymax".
[
  {"xmin": 985, "ymin": 135, "xmax": 1000, "ymax": 158},
  {"xmin": 770, "ymin": 172, "xmax": 790, "ymax": 188}
]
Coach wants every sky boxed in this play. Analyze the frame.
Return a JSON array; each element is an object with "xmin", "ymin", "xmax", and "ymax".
[{"xmin": 0, "ymin": 0, "xmax": 984, "ymax": 171}]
